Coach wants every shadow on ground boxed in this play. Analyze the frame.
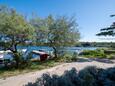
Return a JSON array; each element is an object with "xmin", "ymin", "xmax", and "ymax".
[{"xmin": 77, "ymin": 57, "xmax": 114, "ymax": 64}]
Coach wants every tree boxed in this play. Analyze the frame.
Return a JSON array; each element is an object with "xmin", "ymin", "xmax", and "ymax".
[
  {"xmin": 96, "ymin": 15, "xmax": 115, "ymax": 36},
  {"xmin": 47, "ymin": 15, "xmax": 80, "ymax": 58},
  {"xmin": 31, "ymin": 15, "xmax": 80, "ymax": 58},
  {"xmin": 96, "ymin": 15, "xmax": 115, "ymax": 48},
  {"xmin": 0, "ymin": 6, "xmax": 35, "ymax": 68},
  {"xmin": 30, "ymin": 17, "xmax": 48, "ymax": 45}
]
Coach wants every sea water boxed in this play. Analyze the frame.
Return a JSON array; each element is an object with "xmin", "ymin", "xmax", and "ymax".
[{"xmin": 0, "ymin": 46, "xmax": 98, "ymax": 60}]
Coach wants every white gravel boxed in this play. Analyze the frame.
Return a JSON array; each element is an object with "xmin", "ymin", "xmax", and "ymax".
[{"xmin": 0, "ymin": 60, "xmax": 115, "ymax": 86}]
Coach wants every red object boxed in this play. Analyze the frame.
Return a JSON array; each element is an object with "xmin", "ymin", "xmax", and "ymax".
[
  {"xmin": 32, "ymin": 50, "xmax": 48, "ymax": 61},
  {"xmin": 40, "ymin": 54, "xmax": 48, "ymax": 61}
]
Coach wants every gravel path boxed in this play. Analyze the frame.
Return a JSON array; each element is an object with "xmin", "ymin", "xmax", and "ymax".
[{"xmin": 0, "ymin": 60, "xmax": 115, "ymax": 86}]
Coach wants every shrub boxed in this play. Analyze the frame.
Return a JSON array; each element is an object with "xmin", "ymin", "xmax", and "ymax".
[
  {"xmin": 71, "ymin": 52, "xmax": 78, "ymax": 61},
  {"xmin": 25, "ymin": 66, "xmax": 115, "ymax": 86},
  {"xmin": 107, "ymin": 54, "xmax": 115, "ymax": 59},
  {"xmin": 78, "ymin": 66, "xmax": 99, "ymax": 86},
  {"xmin": 98, "ymin": 67, "xmax": 115, "ymax": 86},
  {"xmin": 79, "ymin": 49, "xmax": 106, "ymax": 58},
  {"xmin": 58, "ymin": 52, "xmax": 78, "ymax": 62},
  {"xmin": 104, "ymin": 50, "xmax": 115, "ymax": 54},
  {"xmin": 14, "ymin": 52, "xmax": 32, "ymax": 69},
  {"xmin": 5, "ymin": 51, "xmax": 33, "ymax": 69},
  {"xmin": 26, "ymin": 68, "xmax": 81, "ymax": 86}
]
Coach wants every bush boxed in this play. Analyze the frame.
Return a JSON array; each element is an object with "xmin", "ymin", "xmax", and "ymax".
[
  {"xmin": 104, "ymin": 50, "xmax": 115, "ymax": 54},
  {"xmin": 57, "ymin": 52, "xmax": 78, "ymax": 62},
  {"xmin": 6, "ymin": 51, "xmax": 33, "ymax": 69},
  {"xmin": 26, "ymin": 68, "xmax": 81, "ymax": 86},
  {"xmin": 98, "ymin": 67, "xmax": 115, "ymax": 86},
  {"xmin": 25, "ymin": 66, "xmax": 115, "ymax": 86},
  {"xmin": 107, "ymin": 54, "xmax": 115, "ymax": 59},
  {"xmin": 71, "ymin": 52, "xmax": 78, "ymax": 61},
  {"xmin": 79, "ymin": 49, "xmax": 106, "ymax": 58},
  {"xmin": 78, "ymin": 66, "xmax": 99, "ymax": 86}
]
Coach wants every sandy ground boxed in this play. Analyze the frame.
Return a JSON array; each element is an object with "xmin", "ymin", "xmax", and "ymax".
[{"xmin": 0, "ymin": 59, "xmax": 115, "ymax": 86}]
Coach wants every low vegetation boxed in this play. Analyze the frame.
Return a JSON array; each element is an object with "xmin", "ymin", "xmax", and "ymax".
[
  {"xmin": 79, "ymin": 49, "xmax": 115, "ymax": 59},
  {"xmin": 79, "ymin": 49, "xmax": 106, "ymax": 58},
  {"xmin": 25, "ymin": 66, "xmax": 115, "ymax": 86},
  {"xmin": 76, "ymin": 42, "xmax": 115, "ymax": 48},
  {"xmin": 0, "ymin": 52, "xmax": 79, "ymax": 78},
  {"xmin": 0, "ymin": 60, "xmax": 60, "ymax": 78},
  {"xmin": 55, "ymin": 52, "xmax": 78, "ymax": 62}
]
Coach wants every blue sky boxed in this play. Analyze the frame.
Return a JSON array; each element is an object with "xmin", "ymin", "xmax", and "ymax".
[{"xmin": 0, "ymin": 0, "xmax": 115, "ymax": 42}]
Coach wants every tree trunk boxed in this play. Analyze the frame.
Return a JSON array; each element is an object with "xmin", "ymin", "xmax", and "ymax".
[
  {"xmin": 10, "ymin": 43, "xmax": 19, "ymax": 68},
  {"xmin": 52, "ymin": 46, "xmax": 57, "ymax": 58},
  {"xmin": 14, "ymin": 43, "xmax": 17, "ymax": 52},
  {"xmin": 13, "ymin": 52, "xmax": 19, "ymax": 68}
]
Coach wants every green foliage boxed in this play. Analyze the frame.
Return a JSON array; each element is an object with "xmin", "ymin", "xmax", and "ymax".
[
  {"xmin": 96, "ymin": 14, "xmax": 115, "ymax": 37},
  {"xmin": 71, "ymin": 52, "xmax": 78, "ymax": 61},
  {"xmin": 0, "ymin": 5, "xmax": 80, "ymax": 70},
  {"xmin": 107, "ymin": 54, "xmax": 115, "ymax": 59},
  {"xmin": 30, "ymin": 15, "xmax": 80, "ymax": 58},
  {"xmin": 62, "ymin": 53, "xmax": 73, "ymax": 62},
  {"xmin": 79, "ymin": 49, "xmax": 106, "ymax": 58},
  {"xmin": 0, "ymin": 5, "xmax": 35, "ymax": 68},
  {"xmin": 104, "ymin": 50, "xmax": 115, "ymax": 54},
  {"xmin": 55, "ymin": 52, "xmax": 78, "ymax": 62},
  {"xmin": 79, "ymin": 49, "xmax": 115, "ymax": 59},
  {"xmin": 30, "ymin": 60, "xmax": 58, "ymax": 70},
  {"xmin": 0, "ymin": 5, "xmax": 35, "ymax": 51},
  {"xmin": 0, "ymin": 60, "xmax": 60, "ymax": 78},
  {"xmin": 0, "ymin": 7, "xmax": 35, "ymax": 41},
  {"xmin": 25, "ymin": 66, "xmax": 115, "ymax": 86},
  {"xmin": 46, "ymin": 15, "xmax": 80, "ymax": 46},
  {"xmin": 9, "ymin": 51, "xmax": 32, "ymax": 69},
  {"xmin": 30, "ymin": 17, "xmax": 49, "ymax": 45}
]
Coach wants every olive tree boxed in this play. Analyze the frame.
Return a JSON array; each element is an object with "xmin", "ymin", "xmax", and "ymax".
[
  {"xmin": 30, "ymin": 17, "xmax": 48, "ymax": 45},
  {"xmin": 0, "ymin": 6, "xmax": 35, "ymax": 67},
  {"xmin": 31, "ymin": 15, "xmax": 80, "ymax": 58}
]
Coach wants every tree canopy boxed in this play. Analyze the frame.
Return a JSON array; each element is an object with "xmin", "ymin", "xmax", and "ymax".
[
  {"xmin": 0, "ymin": 5, "xmax": 80, "ymax": 64},
  {"xmin": 96, "ymin": 16, "xmax": 115, "ymax": 37},
  {"xmin": 31, "ymin": 15, "xmax": 80, "ymax": 57},
  {"xmin": 0, "ymin": 5, "xmax": 35, "ymax": 52},
  {"xmin": 0, "ymin": 5, "xmax": 35, "ymax": 68}
]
